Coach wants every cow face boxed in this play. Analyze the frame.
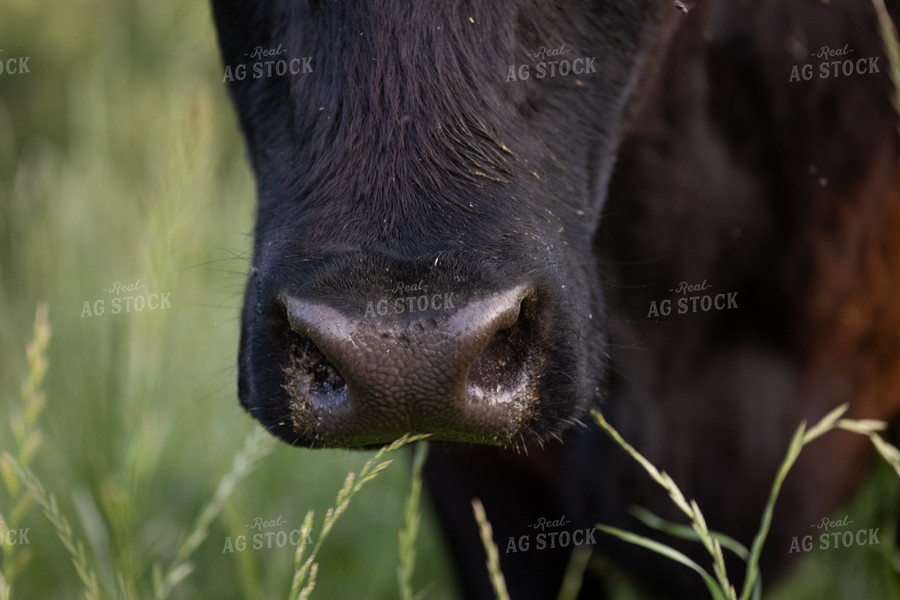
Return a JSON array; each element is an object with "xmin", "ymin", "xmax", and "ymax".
[{"xmin": 211, "ymin": 0, "xmax": 669, "ymax": 448}]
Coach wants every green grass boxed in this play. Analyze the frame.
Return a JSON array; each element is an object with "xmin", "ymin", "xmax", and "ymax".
[
  {"xmin": 471, "ymin": 407, "xmax": 899, "ymax": 600},
  {"xmin": 1, "ymin": 305, "xmax": 51, "ymax": 600},
  {"xmin": 287, "ymin": 434, "xmax": 430, "ymax": 600},
  {"xmin": 590, "ymin": 407, "xmax": 900, "ymax": 600},
  {"xmin": 398, "ymin": 441, "xmax": 430, "ymax": 600},
  {"xmin": 0, "ymin": 305, "xmax": 450, "ymax": 600},
  {"xmin": 0, "ymin": 1, "xmax": 455, "ymax": 598}
]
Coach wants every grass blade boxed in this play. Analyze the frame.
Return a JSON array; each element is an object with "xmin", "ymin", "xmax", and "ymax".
[
  {"xmin": 471, "ymin": 499, "xmax": 510, "ymax": 600},
  {"xmin": 289, "ymin": 433, "xmax": 429, "ymax": 600},
  {"xmin": 153, "ymin": 427, "xmax": 275, "ymax": 600},
  {"xmin": 873, "ymin": 0, "xmax": 900, "ymax": 135},
  {"xmin": 629, "ymin": 506, "xmax": 750, "ymax": 561},
  {"xmin": 398, "ymin": 441, "xmax": 429, "ymax": 600},
  {"xmin": 556, "ymin": 546, "xmax": 591, "ymax": 600},
  {"xmin": 5, "ymin": 456, "xmax": 102, "ymax": 600},
  {"xmin": 739, "ymin": 422, "xmax": 806, "ymax": 600},
  {"xmin": 596, "ymin": 524, "xmax": 727, "ymax": 600},
  {"xmin": 1, "ymin": 305, "xmax": 51, "ymax": 599}
]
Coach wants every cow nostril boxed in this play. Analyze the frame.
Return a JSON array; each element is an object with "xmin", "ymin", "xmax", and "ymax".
[
  {"xmin": 466, "ymin": 296, "xmax": 537, "ymax": 404},
  {"xmin": 281, "ymin": 336, "xmax": 347, "ymax": 406}
]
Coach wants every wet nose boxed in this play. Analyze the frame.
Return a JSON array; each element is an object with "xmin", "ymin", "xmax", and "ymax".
[{"xmin": 279, "ymin": 286, "xmax": 537, "ymax": 446}]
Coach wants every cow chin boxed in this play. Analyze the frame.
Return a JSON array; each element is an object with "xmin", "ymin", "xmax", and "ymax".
[{"xmin": 237, "ymin": 263, "xmax": 602, "ymax": 450}]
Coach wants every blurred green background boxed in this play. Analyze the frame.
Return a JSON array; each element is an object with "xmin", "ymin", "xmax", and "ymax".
[
  {"xmin": 0, "ymin": 1, "xmax": 456, "ymax": 598},
  {"xmin": 0, "ymin": 1, "xmax": 897, "ymax": 599}
]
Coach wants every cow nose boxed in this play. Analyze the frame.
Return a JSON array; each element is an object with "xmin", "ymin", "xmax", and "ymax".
[{"xmin": 279, "ymin": 286, "xmax": 537, "ymax": 446}]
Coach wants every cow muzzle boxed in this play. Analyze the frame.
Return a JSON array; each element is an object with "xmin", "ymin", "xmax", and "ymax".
[{"xmin": 277, "ymin": 286, "xmax": 541, "ymax": 447}]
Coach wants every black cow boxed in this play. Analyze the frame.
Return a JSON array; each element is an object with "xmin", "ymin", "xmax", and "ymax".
[{"xmin": 211, "ymin": 0, "xmax": 900, "ymax": 597}]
